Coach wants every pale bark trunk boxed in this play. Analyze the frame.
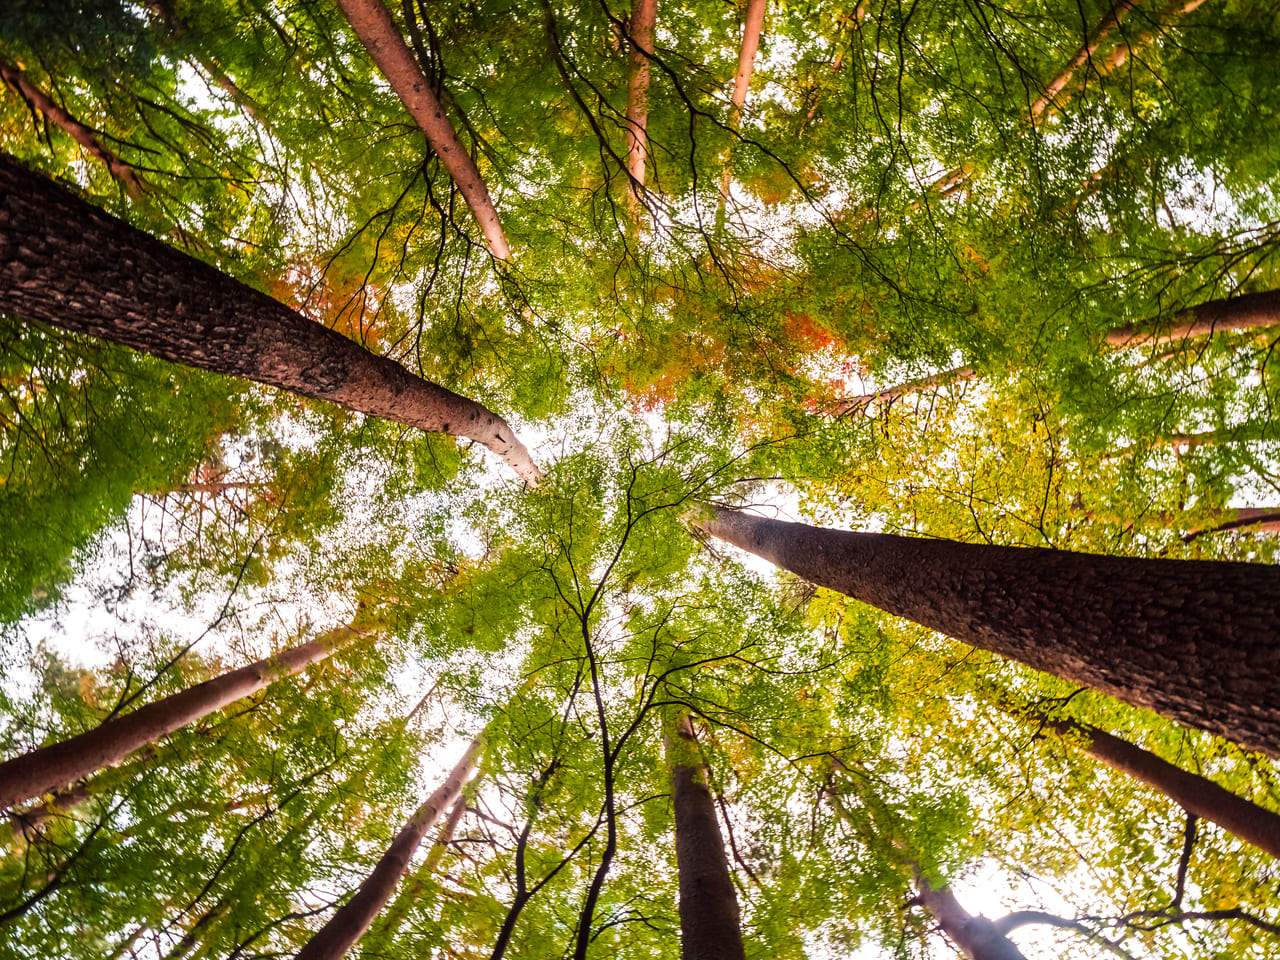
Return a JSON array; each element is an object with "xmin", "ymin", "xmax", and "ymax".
[
  {"xmin": 914, "ymin": 874, "xmax": 1028, "ymax": 960},
  {"xmin": 295, "ymin": 738, "xmax": 482, "ymax": 960},
  {"xmin": 1047, "ymin": 719, "xmax": 1280, "ymax": 858},
  {"xmin": 334, "ymin": 0, "xmax": 510, "ymax": 259},
  {"xmin": 624, "ymin": 0, "xmax": 658, "ymax": 218},
  {"xmin": 1105, "ymin": 289, "xmax": 1280, "ymax": 347},
  {"xmin": 1183, "ymin": 508, "xmax": 1280, "ymax": 542},
  {"xmin": 717, "ymin": 0, "xmax": 767, "ymax": 207},
  {"xmin": 0, "ymin": 621, "xmax": 369, "ymax": 810},
  {"xmin": 698, "ymin": 507, "xmax": 1280, "ymax": 756},
  {"xmin": 0, "ymin": 155, "xmax": 539, "ymax": 481},
  {"xmin": 0, "ymin": 60, "xmax": 145, "ymax": 198},
  {"xmin": 666, "ymin": 713, "xmax": 746, "ymax": 960},
  {"xmin": 1030, "ymin": 0, "xmax": 1137, "ymax": 120},
  {"xmin": 835, "ymin": 366, "xmax": 977, "ymax": 412}
]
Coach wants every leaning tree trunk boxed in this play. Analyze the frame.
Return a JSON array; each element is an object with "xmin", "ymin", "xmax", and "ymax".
[
  {"xmin": 0, "ymin": 619, "xmax": 371, "ymax": 811},
  {"xmin": 334, "ymin": 0, "xmax": 510, "ymax": 260},
  {"xmin": 665, "ymin": 712, "xmax": 746, "ymax": 960},
  {"xmin": 716, "ymin": 0, "xmax": 767, "ymax": 212},
  {"xmin": 1105, "ymin": 288, "xmax": 1280, "ymax": 347},
  {"xmin": 698, "ymin": 507, "xmax": 1280, "ymax": 757},
  {"xmin": 1042, "ymin": 717, "xmax": 1280, "ymax": 858},
  {"xmin": 914, "ymin": 874, "xmax": 1028, "ymax": 960},
  {"xmin": 624, "ymin": 0, "xmax": 657, "ymax": 219},
  {"xmin": 0, "ymin": 155, "xmax": 538, "ymax": 481},
  {"xmin": 295, "ymin": 737, "xmax": 482, "ymax": 960}
]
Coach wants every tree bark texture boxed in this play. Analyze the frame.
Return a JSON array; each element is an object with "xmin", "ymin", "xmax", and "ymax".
[
  {"xmin": 717, "ymin": 0, "xmax": 767, "ymax": 204},
  {"xmin": 624, "ymin": 0, "xmax": 657, "ymax": 214},
  {"xmin": 1048, "ymin": 719, "xmax": 1280, "ymax": 858},
  {"xmin": 700, "ymin": 507, "xmax": 1280, "ymax": 757},
  {"xmin": 334, "ymin": 0, "xmax": 510, "ymax": 260},
  {"xmin": 0, "ymin": 155, "xmax": 539, "ymax": 481},
  {"xmin": 295, "ymin": 737, "xmax": 482, "ymax": 960},
  {"xmin": 0, "ymin": 621, "xmax": 369, "ymax": 811},
  {"xmin": 667, "ymin": 713, "xmax": 746, "ymax": 960},
  {"xmin": 1105, "ymin": 289, "xmax": 1280, "ymax": 347},
  {"xmin": 914, "ymin": 876, "xmax": 1028, "ymax": 960},
  {"xmin": 0, "ymin": 60, "xmax": 145, "ymax": 198}
]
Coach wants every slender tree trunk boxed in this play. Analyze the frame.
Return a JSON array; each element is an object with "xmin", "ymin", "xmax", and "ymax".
[
  {"xmin": 1042, "ymin": 718, "xmax": 1280, "ymax": 857},
  {"xmin": 698, "ymin": 507, "xmax": 1280, "ymax": 756},
  {"xmin": 296, "ymin": 737, "xmax": 482, "ymax": 960},
  {"xmin": 0, "ymin": 620, "xmax": 370, "ymax": 811},
  {"xmin": 914, "ymin": 874, "xmax": 1028, "ymax": 960},
  {"xmin": 334, "ymin": 0, "xmax": 510, "ymax": 260},
  {"xmin": 624, "ymin": 0, "xmax": 657, "ymax": 219},
  {"xmin": 1105, "ymin": 289, "xmax": 1280, "ymax": 347},
  {"xmin": 835, "ymin": 366, "xmax": 977, "ymax": 413},
  {"xmin": 665, "ymin": 712, "xmax": 746, "ymax": 960},
  {"xmin": 1030, "ymin": 0, "xmax": 1137, "ymax": 120},
  {"xmin": 716, "ymin": 0, "xmax": 767, "ymax": 210},
  {"xmin": 1183, "ymin": 508, "xmax": 1280, "ymax": 543},
  {"xmin": 0, "ymin": 60, "xmax": 145, "ymax": 198},
  {"xmin": 0, "ymin": 155, "xmax": 539, "ymax": 481}
]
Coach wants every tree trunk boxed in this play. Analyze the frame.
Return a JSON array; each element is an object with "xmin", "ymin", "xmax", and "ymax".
[
  {"xmin": 1183, "ymin": 508, "xmax": 1280, "ymax": 543},
  {"xmin": 914, "ymin": 874, "xmax": 1028, "ymax": 960},
  {"xmin": 295, "ymin": 737, "xmax": 482, "ymax": 960},
  {"xmin": 1105, "ymin": 289, "xmax": 1280, "ymax": 347},
  {"xmin": 717, "ymin": 0, "xmax": 767, "ymax": 208},
  {"xmin": 334, "ymin": 0, "xmax": 510, "ymax": 260},
  {"xmin": 624, "ymin": 0, "xmax": 657, "ymax": 218},
  {"xmin": 0, "ymin": 155, "xmax": 539, "ymax": 481},
  {"xmin": 0, "ymin": 620, "xmax": 370, "ymax": 811},
  {"xmin": 1029, "ymin": 0, "xmax": 1137, "ymax": 121},
  {"xmin": 1044, "ymin": 718, "xmax": 1280, "ymax": 858},
  {"xmin": 666, "ymin": 712, "xmax": 746, "ymax": 960},
  {"xmin": 0, "ymin": 60, "xmax": 145, "ymax": 198},
  {"xmin": 698, "ymin": 507, "xmax": 1280, "ymax": 757}
]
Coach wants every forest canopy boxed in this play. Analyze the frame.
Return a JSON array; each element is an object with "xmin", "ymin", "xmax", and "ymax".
[{"xmin": 1, "ymin": 0, "xmax": 1279, "ymax": 958}]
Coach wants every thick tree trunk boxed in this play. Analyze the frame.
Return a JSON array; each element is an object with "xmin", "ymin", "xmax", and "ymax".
[
  {"xmin": 717, "ymin": 0, "xmax": 767, "ymax": 207},
  {"xmin": 1105, "ymin": 289, "xmax": 1280, "ymax": 347},
  {"xmin": 666, "ymin": 713, "xmax": 746, "ymax": 960},
  {"xmin": 0, "ymin": 155, "xmax": 539, "ymax": 481},
  {"xmin": 1046, "ymin": 718, "xmax": 1280, "ymax": 858},
  {"xmin": 698, "ymin": 507, "xmax": 1280, "ymax": 756},
  {"xmin": 334, "ymin": 0, "xmax": 510, "ymax": 260},
  {"xmin": 0, "ymin": 61, "xmax": 145, "ymax": 198},
  {"xmin": 295, "ymin": 737, "xmax": 482, "ymax": 960},
  {"xmin": 0, "ymin": 620, "xmax": 369, "ymax": 811},
  {"xmin": 624, "ymin": 0, "xmax": 657, "ymax": 217},
  {"xmin": 914, "ymin": 875, "xmax": 1028, "ymax": 960}
]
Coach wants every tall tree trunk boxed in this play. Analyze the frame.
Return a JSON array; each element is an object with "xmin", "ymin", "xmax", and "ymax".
[
  {"xmin": 624, "ymin": 0, "xmax": 657, "ymax": 219},
  {"xmin": 1183, "ymin": 508, "xmax": 1280, "ymax": 543},
  {"xmin": 1041, "ymin": 717, "xmax": 1280, "ymax": 857},
  {"xmin": 1029, "ymin": 0, "xmax": 1137, "ymax": 121},
  {"xmin": 0, "ymin": 155, "xmax": 539, "ymax": 481},
  {"xmin": 697, "ymin": 507, "xmax": 1280, "ymax": 756},
  {"xmin": 0, "ymin": 620, "xmax": 371, "ymax": 811},
  {"xmin": 717, "ymin": 0, "xmax": 767, "ymax": 211},
  {"xmin": 295, "ymin": 737, "xmax": 482, "ymax": 960},
  {"xmin": 914, "ymin": 874, "xmax": 1028, "ymax": 960},
  {"xmin": 0, "ymin": 60, "xmax": 145, "ymax": 198},
  {"xmin": 333, "ymin": 0, "xmax": 510, "ymax": 260},
  {"xmin": 1105, "ymin": 289, "xmax": 1280, "ymax": 347},
  {"xmin": 665, "ymin": 712, "xmax": 746, "ymax": 960}
]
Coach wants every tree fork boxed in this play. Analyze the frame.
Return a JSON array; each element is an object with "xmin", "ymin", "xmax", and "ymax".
[
  {"xmin": 295, "ymin": 737, "xmax": 482, "ymax": 960},
  {"xmin": 334, "ymin": 0, "xmax": 511, "ymax": 259},
  {"xmin": 0, "ymin": 620, "xmax": 371, "ymax": 811},
  {"xmin": 0, "ymin": 155, "xmax": 539, "ymax": 481},
  {"xmin": 697, "ymin": 507, "xmax": 1280, "ymax": 757}
]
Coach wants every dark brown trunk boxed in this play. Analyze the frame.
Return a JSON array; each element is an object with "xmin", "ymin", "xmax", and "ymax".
[
  {"xmin": 914, "ymin": 875, "xmax": 1028, "ymax": 960},
  {"xmin": 0, "ymin": 621, "xmax": 368, "ymax": 810},
  {"xmin": 1048, "ymin": 719, "xmax": 1280, "ymax": 858},
  {"xmin": 1105, "ymin": 289, "xmax": 1280, "ymax": 347},
  {"xmin": 334, "ymin": 0, "xmax": 510, "ymax": 260},
  {"xmin": 295, "ymin": 738, "xmax": 481, "ymax": 960},
  {"xmin": 699, "ymin": 507, "xmax": 1280, "ymax": 756},
  {"xmin": 0, "ymin": 155, "xmax": 538, "ymax": 481},
  {"xmin": 624, "ymin": 0, "xmax": 657, "ymax": 216},
  {"xmin": 1183, "ymin": 508, "xmax": 1280, "ymax": 543},
  {"xmin": 0, "ymin": 60, "xmax": 145, "ymax": 198},
  {"xmin": 667, "ymin": 714, "xmax": 746, "ymax": 960}
]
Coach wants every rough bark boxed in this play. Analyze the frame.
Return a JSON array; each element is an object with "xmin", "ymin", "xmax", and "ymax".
[
  {"xmin": 666, "ymin": 713, "xmax": 746, "ymax": 960},
  {"xmin": 0, "ymin": 60, "xmax": 145, "ymax": 198},
  {"xmin": 717, "ymin": 0, "xmax": 767, "ymax": 207},
  {"xmin": 624, "ymin": 0, "xmax": 657, "ymax": 217},
  {"xmin": 1105, "ymin": 289, "xmax": 1280, "ymax": 347},
  {"xmin": 334, "ymin": 0, "xmax": 510, "ymax": 259},
  {"xmin": 295, "ymin": 737, "xmax": 482, "ymax": 960},
  {"xmin": 1045, "ymin": 718, "xmax": 1280, "ymax": 857},
  {"xmin": 0, "ymin": 155, "xmax": 539, "ymax": 481},
  {"xmin": 699, "ymin": 507, "xmax": 1280, "ymax": 757},
  {"xmin": 914, "ymin": 875, "xmax": 1028, "ymax": 960},
  {"xmin": 0, "ymin": 621, "xmax": 369, "ymax": 811}
]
